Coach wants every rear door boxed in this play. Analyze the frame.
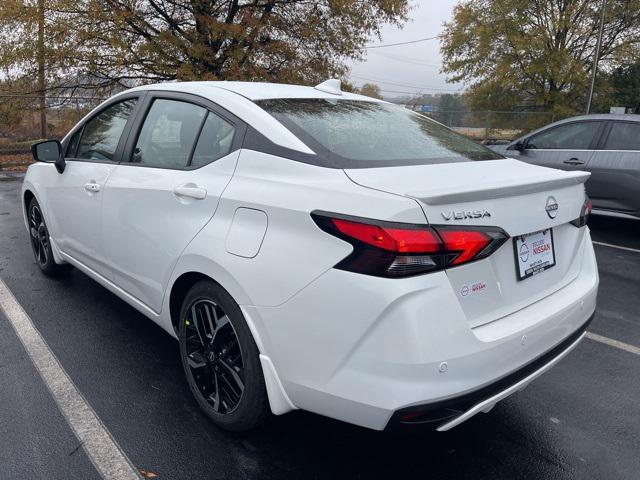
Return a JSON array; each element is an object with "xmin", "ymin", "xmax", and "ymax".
[
  {"xmin": 515, "ymin": 120, "xmax": 604, "ymax": 172},
  {"xmin": 47, "ymin": 95, "xmax": 141, "ymax": 274},
  {"xmin": 101, "ymin": 92, "xmax": 244, "ymax": 313},
  {"xmin": 587, "ymin": 120, "xmax": 640, "ymax": 215}
]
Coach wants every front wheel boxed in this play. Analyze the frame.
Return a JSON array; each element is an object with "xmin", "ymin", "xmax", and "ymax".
[
  {"xmin": 27, "ymin": 198, "xmax": 72, "ymax": 276},
  {"xmin": 178, "ymin": 280, "xmax": 269, "ymax": 432}
]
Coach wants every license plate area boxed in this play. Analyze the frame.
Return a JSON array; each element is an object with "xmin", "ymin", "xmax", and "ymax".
[{"xmin": 513, "ymin": 229, "xmax": 556, "ymax": 281}]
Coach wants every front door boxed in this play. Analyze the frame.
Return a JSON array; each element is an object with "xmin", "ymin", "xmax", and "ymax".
[
  {"xmin": 101, "ymin": 94, "xmax": 241, "ymax": 313},
  {"xmin": 46, "ymin": 97, "xmax": 139, "ymax": 274},
  {"xmin": 516, "ymin": 120, "xmax": 603, "ymax": 172}
]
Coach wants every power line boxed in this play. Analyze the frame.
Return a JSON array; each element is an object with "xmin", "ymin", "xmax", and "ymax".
[
  {"xmin": 375, "ymin": 87, "xmax": 461, "ymax": 96},
  {"xmin": 365, "ymin": 35, "xmax": 440, "ymax": 49},
  {"xmin": 378, "ymin": 88, "xmax": 424, "ymax": 95},
  {"xmin": 350, "ymin": 74, "xmax": 464, "ymax": 93},
  {"xmin": 0, "ymin": 94, "xmax": 106, "ymax": 100},
  {"xmin": 368, "ymin": 50, "xmax": 441, "ymax": 67},
  {"xmin": 350, "ymin": 74, "xmax": 458, "ymax": 91}
]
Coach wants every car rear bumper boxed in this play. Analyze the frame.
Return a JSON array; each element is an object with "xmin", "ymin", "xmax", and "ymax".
[
  {"xmin": 385, "ymin": 313, "xmax": 592, "ymax": 431},
  {"xmin": 245, "ymin": 229, "xmax": 598, "ymax": 430}
]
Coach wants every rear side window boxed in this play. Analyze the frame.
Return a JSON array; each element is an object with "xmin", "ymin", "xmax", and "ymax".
[
  {"xmin": 603, "ymin": 122, "xmax": 640, "ymax": 150},
  {"xmin": 191, "ymin": 113, "xmax": 235, "ymax": 168},
  {"xmin": 131, "ymin": 99, "xmax": 207, "ymax": 169},
  {"xmin": 256, "ymin": 99, "xmax": 502, "ymax": 168},
  {"xmin": 527, "ymin": 122, "xmax": 600, "ymax": 150},
  {"xmin": 76, "ymin": 99, "xmax": 137, "ymax": 161}
]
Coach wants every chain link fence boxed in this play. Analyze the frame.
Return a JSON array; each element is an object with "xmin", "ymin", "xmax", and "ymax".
[
  {"xmin": 1, "ymin": 93, "xmax": 560, "ymax": 171},
  {"xmin": 0, "ymin": 94, "xmax": 107, "ymax": 143},
  {"xmin": 421, "ymin": 110, "xmax": 557, "ymax": 144},
  {"xmin": 0, "ymin": 94, "xmax": 107, "ymax": 171}
]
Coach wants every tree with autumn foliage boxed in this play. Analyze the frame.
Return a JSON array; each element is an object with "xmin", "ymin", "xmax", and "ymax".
[
  {"xmin": 0, "ymin": 0, "xmax": 409, "ymax": 137},
  {"xmin": 440, "ymin": 0, "xmax": 640, "ymax": 115},
  {"xmin": 0, "ymin": 0, "xmax": 409, "ymax": 86},
  {"xmin": 81, "ymin": 0, "xmax": 410, "ymax": 85},
  {"xmin": 609, "ymin": 62, "xmax": 640, "ymax": 112},
  {"xmin": 358, "ymin": 83, "xmax": 383, "ymax": 99},
  {"xmin": 0, "ymin": 0, "xmax": 84, "ymax": 136}
]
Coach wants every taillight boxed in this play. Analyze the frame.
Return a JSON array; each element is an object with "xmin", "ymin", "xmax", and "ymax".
[
  {"xmin": 331, "ymin": 219, "xmax": 441, "ymax": 253},
  {"xmin": 312, "ymin": 212, "xmax": 508, "ymax": 278},
  {"xmin": 437, "ymin": 228, "xmax": 494, "ymax": 265},
  {"xmin": 571, "ymin": 196, "xmax": 592, "ymax": 228}
]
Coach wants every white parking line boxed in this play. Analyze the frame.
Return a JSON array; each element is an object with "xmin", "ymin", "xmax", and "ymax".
[
  {"xmin": 586, "ymin": 332, "xmax": 640, "ymax": 356},
  {"xmin": 0, "ymin": 279, "xmax": 141, "ymax": 480},
  {"xmin": 592, "ymin": 241, "xmax": 640, "ymax": 254}
]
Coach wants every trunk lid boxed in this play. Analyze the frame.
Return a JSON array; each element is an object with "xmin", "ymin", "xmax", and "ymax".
[{"xmin": 345, "ymin": 159, "xmax": 590, "ymax": 329}]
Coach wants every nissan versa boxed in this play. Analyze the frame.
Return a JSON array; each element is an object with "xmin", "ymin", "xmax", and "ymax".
[{"xmin": 23, "ymin": 80, "xmax": 598, "ymax": 432}]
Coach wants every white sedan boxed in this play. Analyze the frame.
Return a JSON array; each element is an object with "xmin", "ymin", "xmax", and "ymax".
[{"xmin": 23, "ymin": 80, "xmax": 598, "ymax": 432}]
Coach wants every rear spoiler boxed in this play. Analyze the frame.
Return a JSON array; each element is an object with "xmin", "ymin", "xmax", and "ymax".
[{"xmin": 411, "ymin": 171, "xmax": 590, "ymax": 205}]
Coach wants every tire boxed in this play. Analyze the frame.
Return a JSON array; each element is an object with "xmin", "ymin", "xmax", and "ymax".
[
  {"xmin": 178, "ymin": 279, "xmax": 269, "ymax": 432},
  {"xmin": 27, "ymin": 198, "xmax": 73, "ymax": 277}
]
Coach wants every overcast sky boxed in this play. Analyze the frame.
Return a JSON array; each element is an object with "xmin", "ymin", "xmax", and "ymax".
[{"xmin": 345, "ymin": 0, "xmax": 462, "ymax": 97}]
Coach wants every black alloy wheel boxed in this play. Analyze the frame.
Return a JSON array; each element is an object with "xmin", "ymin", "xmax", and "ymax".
[
  {"xmin": 29, "ymin": 202, "xmax": 49, "ymax": 267},
  {"xmin": 178, "ymin": 280, "xmax": 268, "ymax": 431},
  {"xmin": 27, "ymin": 198, "xmax": 72, "ymax": 276},
  {"xmin": 184, "ymin": 298, "xmax": 245, "ymax": 414}
]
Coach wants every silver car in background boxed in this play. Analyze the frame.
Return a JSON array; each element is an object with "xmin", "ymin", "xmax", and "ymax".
[{"xmin": 496, "ymin": 114, "xmax": 640, "ymax": 220}]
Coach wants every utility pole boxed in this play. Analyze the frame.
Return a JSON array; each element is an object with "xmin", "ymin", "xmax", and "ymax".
[
  {"xmin": 586, "ymin": 0, "xmax": 607, "ymax": 114},
  {"xmin": 37, "ymin": 0, "xmax": 46, "ymax": 139}
]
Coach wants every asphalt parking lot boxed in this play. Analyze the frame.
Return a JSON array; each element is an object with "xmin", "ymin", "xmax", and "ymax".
[{"xmin": 0, "ymin": 172, "xmax": 639, "ymax": 480}]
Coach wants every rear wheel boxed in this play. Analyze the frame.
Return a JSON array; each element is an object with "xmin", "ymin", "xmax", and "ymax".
[
  {"xmin": 178, "ymin": 280, "xmax": 269, "ymax": 432},
  {"xmin": 27, "ymin": 198, "xmax": 72, "ymax": 276}
]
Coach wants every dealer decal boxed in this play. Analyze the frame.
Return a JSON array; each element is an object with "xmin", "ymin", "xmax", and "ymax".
[{"xmin": 460, "ymin": 281, "xmax": 487, "ymax": 297}]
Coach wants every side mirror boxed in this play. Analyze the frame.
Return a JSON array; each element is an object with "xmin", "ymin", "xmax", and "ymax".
[
  {"xmin": 507, "ymin": 140, "xmax": 525, "ymax": 152},
  {"xmin": 31, "ymin": 140, "xmax": 65, "ymax": 173}
]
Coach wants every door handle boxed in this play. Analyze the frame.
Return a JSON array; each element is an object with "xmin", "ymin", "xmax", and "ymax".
[
  {"xmin": 84, "ymin": 182, "xmax": 101, "ymax": 193},
  {"xmin": 173, "ymin": 185, "xmax": 207, "ymax": 200},
  {"xmin": 563, "ymin": 158, "xmax": 585, "ymax": 166}
]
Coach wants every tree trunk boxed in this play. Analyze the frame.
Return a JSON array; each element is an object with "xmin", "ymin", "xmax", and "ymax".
[{"xmin": 37, "ymin": 0, "xmax": 46, "ymax": 139}]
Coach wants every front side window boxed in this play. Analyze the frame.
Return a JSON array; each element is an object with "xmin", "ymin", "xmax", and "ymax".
[
  {"xmin": 66, "ymin": 128, "xmax": 82, "ymax": 157},
  {"xmin": 76, "ymin": 98, "xmax": 137, "ymax": 161},
  {"xmin": 603, "ymin": 122, "xmax": 640, "ymax": 151},
  {"xmin": 527, "ymin": 122, "xmax": 600, "ymax": 150},
  {"xmin": 256, "ymin": 99, "xmax": 502, "ymax": 168},
  {"xmin": 131, "ymin": 99, "xmax": 207, "ymax": 169}
]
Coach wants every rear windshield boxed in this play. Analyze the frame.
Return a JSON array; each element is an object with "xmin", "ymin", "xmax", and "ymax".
[{"xmin": 256, "ymin": 99, "xmax": 503, "ymax": 168}]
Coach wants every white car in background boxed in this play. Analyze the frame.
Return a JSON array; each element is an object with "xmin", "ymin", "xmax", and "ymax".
[{"xmin": 23, "ymin": 80, "xmax": 598, "ymax": 432}]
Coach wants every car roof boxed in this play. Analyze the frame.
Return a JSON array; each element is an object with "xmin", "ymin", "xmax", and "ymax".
[
  {"xmin": 509, "ymin": 112, "xmax": 640, "ymax": 145},
  {"xmin": 128, "ymin": 80, "xmax": 381, "ymax": 102},
  {"xmin": 116, "ymin": 80, "xmax": 386, "ymax": 155},
  {"xmin": 557, "ymin": 113, "xmax": 640, "ymax": 122}
]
